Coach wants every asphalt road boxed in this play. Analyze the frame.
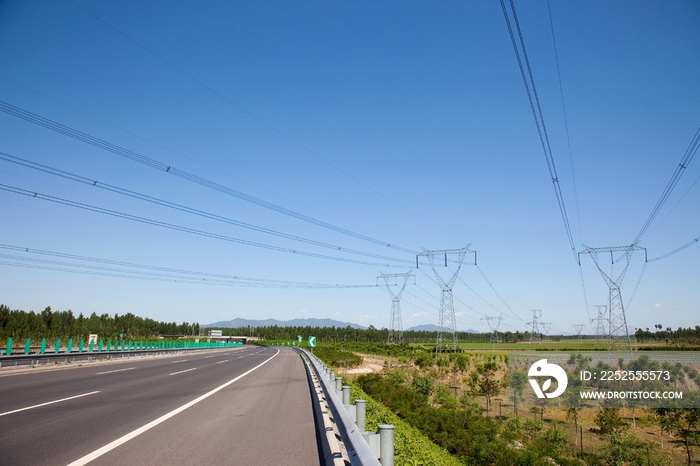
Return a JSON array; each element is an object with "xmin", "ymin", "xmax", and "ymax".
[{"xmin": 0, "ymin": 346, "xmax": 321, "ymax": 465}]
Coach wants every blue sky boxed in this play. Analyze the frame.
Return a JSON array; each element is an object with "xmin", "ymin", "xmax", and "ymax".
[{"xmin": 0, "ymin": 0, "xmax": 698, "ymax": 334}]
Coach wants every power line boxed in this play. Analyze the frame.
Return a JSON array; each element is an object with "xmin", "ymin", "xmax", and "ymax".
[
  {"xmin": 648, "ymin": 234, "xmax": 700, "ymax": 262},
  {"xmin": 0, "ymin": 244, "xmax": 377, "ymax": 289},
  {"xmin": 0, "ymin": 74, "xmax": 369, "ymax": 230},
  {"xmin": 500, "ymin": 0, "xmax": 577, "ymax": 261},
  {"xmin": 0, "ymin": 151, "xmax": 412, "ymax": 265},
  {"xmin": 0, "ymin": 100, "xmax": 418, "ymax": 255},
  {"xmin": 633, "ymin": 125, "xmax": 700, "ymax": 244},
  {"xmin": 67, "ymin": 0, "xmax": 456, "ymax": 242},
  {"xmin": 545, "ymin": 0, "xmax": 591, "ymax": 321},
  {"xmin": 0, "ymin": 183, "xmax": 405, "ymax": 268}
]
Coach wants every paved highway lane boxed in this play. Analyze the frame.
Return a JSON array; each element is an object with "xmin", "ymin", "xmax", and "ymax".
[{"xmin": 0, "ymin": 346, "xmax": 320, "ymax": 465}]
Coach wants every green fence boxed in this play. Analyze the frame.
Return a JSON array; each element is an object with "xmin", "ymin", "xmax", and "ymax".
[{"xmin": 1, "ymin": 337, "xmax": 242, "ymax": 355}]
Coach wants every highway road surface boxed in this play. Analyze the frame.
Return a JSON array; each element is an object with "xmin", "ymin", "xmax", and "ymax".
[{"xmin": 0, "ymin": 346, "xmax": 321, "ymax": 465}]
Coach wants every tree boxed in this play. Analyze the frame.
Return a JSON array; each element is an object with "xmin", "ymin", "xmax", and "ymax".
[
  {"xmin": 508, "ymin": 370, "xmax": 527, "ymax": 416},
  {"xmin": 475, "ymin": 361, "xmax": 501, "ymax": 413},
  {"xmin": 595, "ymin": 405, "xmax": 627, "ymax": 436},
  {"xmin": 655, "ymin": 406, "xmax": 700, "ymax": 466},
  {"xmin": 601, "ymin": 433, "xmax": 671, "ymax": 466}
]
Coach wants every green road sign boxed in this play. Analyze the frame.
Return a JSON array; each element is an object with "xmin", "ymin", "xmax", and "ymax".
[
  {"xmin": 308, "ymin": 336, "xmax": 316, "ymax": 347},
  {"xmin": 297, "ymin": 335, "xmax": 302, "ymax": 343}
]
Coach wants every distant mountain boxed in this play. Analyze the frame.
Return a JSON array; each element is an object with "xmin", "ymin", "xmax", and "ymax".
[
  {"xmin": 406, "ymin": 324, "xmax": 480, "ymax": 333},
  {"xmin": 204, "ymin": 317, "xmax": 366, "ymax": 330}
]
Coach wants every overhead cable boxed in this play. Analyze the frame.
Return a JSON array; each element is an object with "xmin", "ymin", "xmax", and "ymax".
[
  {"xmin": 500, "ymin": 0, "xmax": 577, "ymax": 261},
  {"xmin": 0, "ymin": 151, "xmax": 411, "ymax": 265},
  {"xmin": 633, "ymin": 125, "xmax": 700, "ymax": 244},
  {"xmin": 0, "ymin": 184, "xmax": 404, "ymax": 268},
  {"xmin": 648, "ymin": 235, "xmax": 700, "ymax": 262},
  {"xmin": 0, "ymin": 100, "xmax": 417, "ymax": 255},
  {"xmin": 0, "ymin": 244, "xmax": 376, "ymax": 288},
  {"xmin": 67, "ymin": 0, "xmax": 455, "ymax": 241}
]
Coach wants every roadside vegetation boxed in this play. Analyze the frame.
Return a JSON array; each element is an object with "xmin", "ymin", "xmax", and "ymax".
[{"xmin": 310, "ymin": 341, "xmax": 700, "ymax": 465}]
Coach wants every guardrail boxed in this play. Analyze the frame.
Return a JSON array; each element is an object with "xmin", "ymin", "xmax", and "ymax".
[
  {"xmin": 2, "ymin": 336, "xmax": 241, "ymax": 356},
  {"xmin": 298, "ymin": 348, "xmax": 394, "ymax": 466},
  {"xmin": 0, "ymin": 341, "xmax": 242, "ymax": 367}
]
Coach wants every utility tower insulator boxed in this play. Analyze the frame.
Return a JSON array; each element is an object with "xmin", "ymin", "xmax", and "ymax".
[
  {"xmin": 579, "ymin": 244, "xmax": 646, "ymax": 354},
  {"xmin": 572, "ymin": 324, "xmax": 585, "ymax": 340},
  {"xmin": 378, "ymin": 271, "xmax": 415, "ymax": 344},
  {"xmin": 526, "ymin": 309, "xmax": 542, "ymax": 344},
  {"xmin": 480, "ymin": 314, "xmax": 503, "ymax": 348},
  {"xmin": 592, "ymin": 305, "xmax": 608, "ymax": 345},
  {"xmin": 417, "ymin": 246, "xmax": 476, "ymax": 353}
]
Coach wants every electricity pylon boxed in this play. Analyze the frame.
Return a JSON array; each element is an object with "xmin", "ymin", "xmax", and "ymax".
[
  {"xmin": 378, "ymin": 271, "xmax": 414, "ymax": 344},
  {"xmin": 416, "ymin": 246, "xmax": 476, "ymax": 353},
  {"xmin": 527, "ymin": 309, "xmax": 542, "ymax": 344},
  {"xmin": 579, "ymin": 245, "xmax": 647, "ymax": 354},
  {"xmin": 572, "ymin": 324, "xmax": 585, "ymax": 340},
  {"xmin": 592, "ymin": 304, "xmax": 608, "ymax": 344},
  {"xmin": 541, "ymin": 322, "xmax": 553, "ymax": 342},
  {"xmin": 481, "ymin": 314, "xmax": 503, "ymax": 349}
]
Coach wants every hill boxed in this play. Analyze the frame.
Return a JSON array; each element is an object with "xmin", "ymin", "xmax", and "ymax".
[
  {"xmin": 204, "ymin": 317, "xmax": 367, "ymax": 329},
  {"xmin": 406, "ymin": 324, "xmax": 480, "ymax": 333}
]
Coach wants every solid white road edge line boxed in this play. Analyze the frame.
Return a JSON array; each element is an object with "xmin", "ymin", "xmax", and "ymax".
[
  {"xmin": 96, "ymin": 367, "xmax": 136, "ymax": 375},
  {"xmin": 65, "ymin": 348, "xmax": 280, "ymax": 466},
  {"xmin": 0, "ymin": 391, "xmax": 101, "ymax": 417}
]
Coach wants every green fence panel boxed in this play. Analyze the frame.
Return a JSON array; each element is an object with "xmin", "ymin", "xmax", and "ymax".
[
  {"xmin": 99, "ymin": 340, "xmax": 103, "ymax": 352},
  {"xmin": 107, "ymin": 339, "xmax": 112, "ymax": 352},
  {"xmin": 67, "ymin": 339, "xmax": 73, "ymax": 353},
  {"xmin": 40, "ymin": 338, "xmax": 46, "ymax": 354},
  {"xmin": 24, "ymin": 338, "xmax": 31, "ymax": 355},
  {"xmin": 5, "ymin": 337, "xmax": 12, "ymax": 356},
  {"xmin": 89, "ymin": 340, "xmax": 94, "ymax": 352},
  {"xmin": 79, "ymin": 339, "xmax": 84, "ymax": 353},
  {"xmin": 55, "ymin": 338, "xmax": 61, "ymax": 354}
]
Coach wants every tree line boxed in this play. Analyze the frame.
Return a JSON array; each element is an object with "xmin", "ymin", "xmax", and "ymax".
[
  {"xmin": 0, "ymin": 304, "xmax": 199, "ymax": 343},
  {"xmin": 635, "ymin": 325, "xmax": 700, "ymax": 345},
  {"xmin": 217, "ymin": 324, "xmax": 500, "ymax": 343},
  {"xmin": 216, "ymin": 324, "xmax": 567, "ymax": 344}
]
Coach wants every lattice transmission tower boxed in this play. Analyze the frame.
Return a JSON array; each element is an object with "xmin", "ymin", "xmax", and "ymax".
[
  {"xmin": 481, "ymin": 314, "xmax": 503, "ymax": 349},
  {"xmin": 579, "ymin": 245, "xmax": 647, "ymax": 354},
  {"xmin": 526, "ymin": 309, "xmax": 542, "ymax": 344},
  {"xmin": 541, "ymin": 322, "xmax": 553, "ymax": 342},
  {"xmin": 592, "ymin": 304, "xmax": 608, "ymax": 344},
  {"xmin": 572, "ymin": 324, "xmax": 585, "ymax": 340},
  {"xmin": 416, "ymin": 246, "xmax": 476, "ymax": 353},
  {"xmin": 378, "ymin": 271, "xmax": 414, "ymax": 344}
]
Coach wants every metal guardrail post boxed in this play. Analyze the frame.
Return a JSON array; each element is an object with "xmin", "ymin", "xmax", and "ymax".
[
  {"xmin": 335, "ymin": 376, "xmax": 343, "ymax": 395},
  {"xmin": 301, "ymin": 349, "xmax": 381, "ymax": 466},
  {"xmin": 378, "ymin": 425, "xmax": 395, "ymax": 466},
  {"xmin": 355, "ymin": 400, "xmax": 366, "ymax": 432},
  {"xmin": 342, "ymin": 386, "xmax": 351, "ymax": 407}
]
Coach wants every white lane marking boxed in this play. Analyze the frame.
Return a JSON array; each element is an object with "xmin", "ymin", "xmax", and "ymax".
[
  {"xmin": 96, "ymin": 368, "xmax": 136, "ymax": 375},
  {"xmin": 216, "ymin": 360, "xmax": 229, "ymax": 364},
  {"xmin": 66, "ymin": 349, "xmax": 280, "ymax": 466},
  {"xmin": 237, "ymin": 356, "xmax": 245, "ymax": 358},
  {"xmin": 203, "ymin": 356, "xmax": 213, "ymax": 359},
  {"xmin": 170, "ymin": 359, "xmax": 188, "ymax": 363},
  {"xmin": 169, "ymin": 368, "xmax": 196, "ymax": 376},
  {"xmin": 0, "ymin": 391, "xmax": 100, "ymax": 417}
]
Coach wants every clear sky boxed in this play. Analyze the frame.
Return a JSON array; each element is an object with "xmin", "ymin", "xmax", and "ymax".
[{"xmin": 0, "ymin": 0, "xmax": 698, "ymax": 335}]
